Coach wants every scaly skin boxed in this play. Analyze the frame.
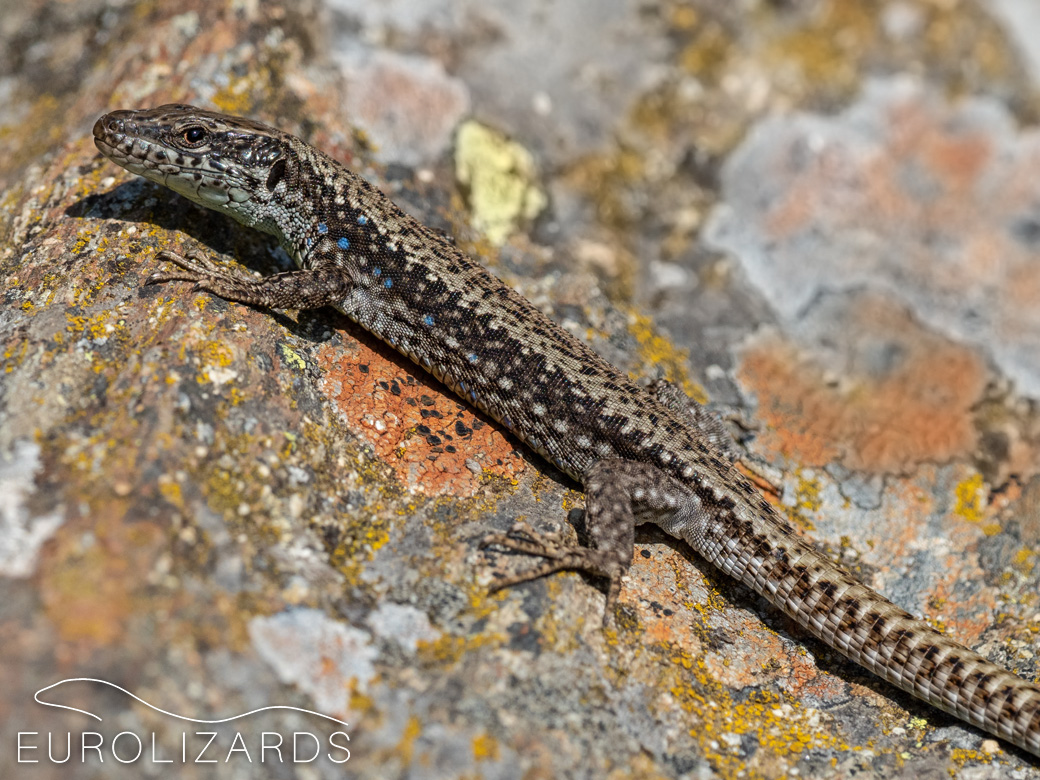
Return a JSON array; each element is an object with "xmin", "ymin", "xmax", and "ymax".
[{"xmin": 93, "ymin": 105, "xmax": 1040, "ymax": 758}]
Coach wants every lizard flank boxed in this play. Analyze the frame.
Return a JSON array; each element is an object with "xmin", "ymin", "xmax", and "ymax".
[{"xmin": 93, "ymin": 104, "xmax": 1040, "ymax": 758}]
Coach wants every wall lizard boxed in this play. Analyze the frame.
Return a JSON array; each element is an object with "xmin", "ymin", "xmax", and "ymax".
[{"xmin": 93, "ymin": 105, "xmax": 1040, "ymax": 758}]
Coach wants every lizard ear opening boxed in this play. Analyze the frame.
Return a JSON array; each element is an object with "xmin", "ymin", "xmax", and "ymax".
[{"xmin": 266, "ymin": 158, "xmax": 287, "ymax": 191}]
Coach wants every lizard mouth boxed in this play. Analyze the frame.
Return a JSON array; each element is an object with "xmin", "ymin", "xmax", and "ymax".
[
  {"xmin": 93, "ymin": 111, "xmax": 181, "ymax": 180},
  {"xmin": 93, "ymin": 114, "xmax": 141, "ymax": 172},
  {"xmin": 93, "ymin": 111, "xmax": 255, "ymax": 209}
]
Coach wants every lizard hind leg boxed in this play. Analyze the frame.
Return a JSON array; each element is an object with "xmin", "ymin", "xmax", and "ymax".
[
  {"xmin": 647, "ymin": 378, "xmax": 743, "ymax": 462},
  {"xmin": 482, "ymin": 458, "xmax": 694, "ymax": 623},
  {"xmin": 649, "ymin": 378, "xmax": 784, "ymax": 496},
  {"xmin": 480, "ymin": 518, "xmax": 631, "ymax": 616}
]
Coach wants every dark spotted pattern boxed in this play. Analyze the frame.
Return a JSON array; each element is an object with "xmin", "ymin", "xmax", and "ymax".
[{"xmin": 94, "ymin": 106, "xmax": 1040, "ymax": 758}]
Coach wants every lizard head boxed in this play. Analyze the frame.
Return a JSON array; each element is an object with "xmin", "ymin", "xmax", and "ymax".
[{"xmin": 93, "ymin": 104, "xmax": 294, "ymax": 235}]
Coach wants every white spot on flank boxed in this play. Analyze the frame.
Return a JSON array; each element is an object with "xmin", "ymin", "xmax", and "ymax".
[
  {"xmin": 553, "ymin": 420, "xmax": 568, "ymax": 433},
  {"xmin": 576, "ymin": 435, "xmax": 592, "ymax": 449},
  {"xmin": 497, "ymin": 377, "xmax": 514, "ymax": 390},
  {"xmin": 532, "ymin": 403, "xmax": 546, "ymax": 416}
]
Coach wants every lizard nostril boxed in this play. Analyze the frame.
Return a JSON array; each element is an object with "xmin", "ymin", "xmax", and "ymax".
[
  {"xmin": 93, "ymin": 113, "xmax": 127, "ymax": 143},
  {"xmin": 92, "ymin": 117, "xmax": 104, "ymax": 139}
]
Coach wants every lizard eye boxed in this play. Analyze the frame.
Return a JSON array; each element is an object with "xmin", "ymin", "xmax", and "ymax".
[{"xmin": 182, "ymin": 126, "xmax": 207, "ymax": 144}]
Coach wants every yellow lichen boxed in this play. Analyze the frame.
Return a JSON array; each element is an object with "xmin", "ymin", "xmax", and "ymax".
[
  {"xmin": 395, "ymin": 716, "xmax": 422, "ymax": 766},
  {"xmin": 211, "ymin": 73, "xmax": 263, "ymax": 116},
  {"xmin": 2, "ymin": 338, "xmax": 28, "ymax": 372},
  {"xmin": 763, "ymin": 0, "xmax": 874, "ymax": 95},
  {"xmin": 1013, "ymin": 547, "xmax": 1035, "ymax": 575},
  {"xmin": 677, "ymin": 20, "xmax": 733, "ymax": 83},
  {"xmin": 158, "ymin": 476, "xmax": 184, "ymax": 509},
  {"xmin": 417, "ymin": 633, "xmax": 502, "ymax": 666},
  {"xmin": 953, "ymin": 473, "xmax": 986, "ymax": 524},
  {"xmin": 454, "ymin": 121, "xmax": 547, "ymax": 246},
  {"xmin": 279, "ymin": 343, "xmax": 308, "ymax": 371},
  {"xmin": 626, "ymin": 311, "xmax": 707, "ymax": 404},
  {"xmin": 472, "ymin": 732, "xmax": 500, "ymax": 761},
  {"xmin": 665, "ymin": 646, "xmax": 843, "ymax": 778},
  {"xmin": 782, "ymin": 472, "xmax": 822, "ymax": 532},
  {"xmin": 949, "ymin": 746, "xmax": 998, "ymax": 767}
]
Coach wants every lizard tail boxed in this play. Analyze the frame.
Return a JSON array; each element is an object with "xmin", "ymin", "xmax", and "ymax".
[{"xmin": 692, "ymin": 496, "xmax": 1040, "ymax": 757}]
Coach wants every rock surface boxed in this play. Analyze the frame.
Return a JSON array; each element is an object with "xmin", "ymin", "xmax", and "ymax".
[{"xmin": 2, "ymin": 1, "xmax": 1040, "ymax": 778}]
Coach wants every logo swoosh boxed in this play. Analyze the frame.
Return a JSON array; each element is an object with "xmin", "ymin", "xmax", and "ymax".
[{"xmin": 34, "ymin": 678, "xmax": 350, "ymax": 728}]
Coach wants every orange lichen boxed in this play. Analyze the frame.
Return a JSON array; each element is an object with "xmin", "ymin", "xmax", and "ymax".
[
  {"xmin": 316, "ymin": 339, "xmax": 524, "ymax": 497},
  {"xmin": 738, "ymin": 298, "xmax": 986, "ymax": 474}
]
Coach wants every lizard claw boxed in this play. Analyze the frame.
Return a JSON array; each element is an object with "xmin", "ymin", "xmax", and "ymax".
[
  {"xmin": 480, "ymin": 520, "xmax": 566, "ymax": 558},
  {"xmin": 150, "ymin": 248, "xmax": 262, "ymax": 297},
  {"xmin": 156, "ymin": 248, "xmax": 231, "ymax": 278},
  {"xmin": 480, "ymin": 520, "xmax": 627, "ymax": 624},
  {"xmin": 146, "ymin": 271, "xmax": 202, "ymax": 285}
]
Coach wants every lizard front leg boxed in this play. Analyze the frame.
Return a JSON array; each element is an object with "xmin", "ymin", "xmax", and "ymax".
[
  {"xmin": 148, "ymin": 248, "xmax": 351, "ymax": 310},
  {"xmin": 483, "ymin": 459, "xmax": 708, "ymax": 622}
]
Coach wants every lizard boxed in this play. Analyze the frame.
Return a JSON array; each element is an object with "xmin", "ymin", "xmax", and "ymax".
[{"xmin": 92, "ymin": 104, "xmax": 1040, "ymax": 759}]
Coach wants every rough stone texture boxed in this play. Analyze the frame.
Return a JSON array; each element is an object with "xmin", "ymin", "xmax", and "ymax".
[
  {"xmin": 337, "ymin": 49, "xmax": 470, "ymax": 166},
  {"xmin": 2, "ymin": 1, "xmax": 1040, "ymax": 779},
  {"xmin": 705, "ymin": 77, "xmax": 1040, "ymax": 397}
]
